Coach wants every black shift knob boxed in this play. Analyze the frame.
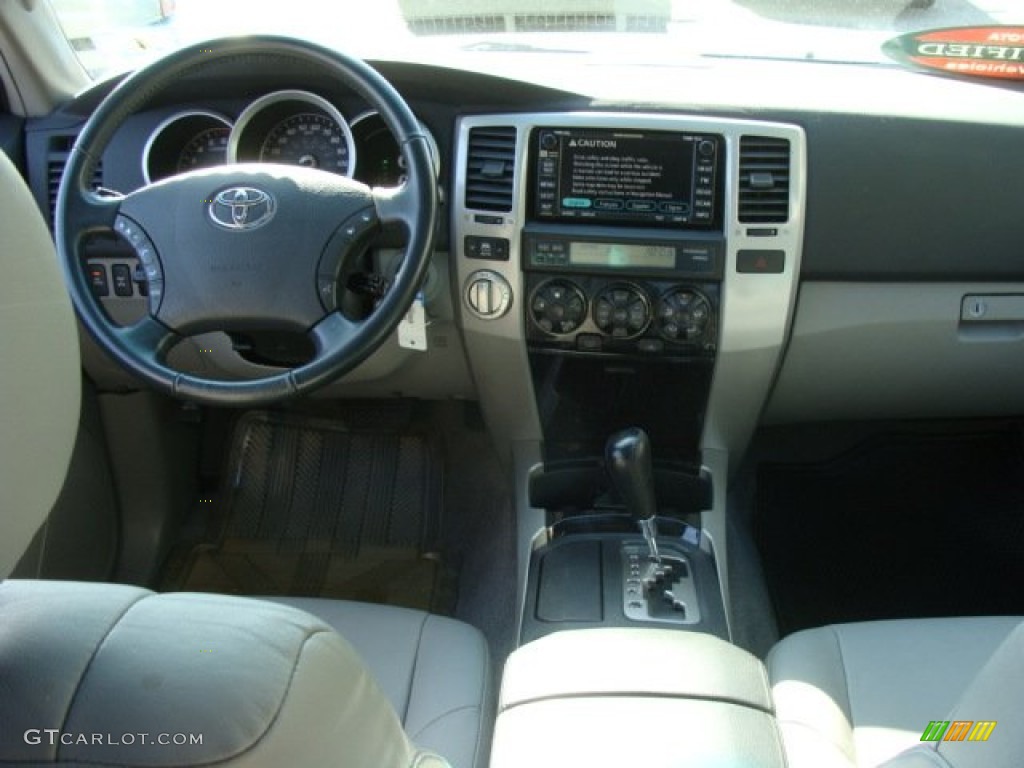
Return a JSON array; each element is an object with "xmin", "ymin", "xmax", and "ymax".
[{"xmin": 606, "ymin": 427, "xmax": 656, "ymax": 522}]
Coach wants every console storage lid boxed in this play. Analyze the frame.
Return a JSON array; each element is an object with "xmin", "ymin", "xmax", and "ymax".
[
  {"xmin": 500, "ymin": 627, "xmax": 772, "ymax": 710},
  {"xmin": 491, "ymin": 628, "xmax": 785, "ymax": 768}
]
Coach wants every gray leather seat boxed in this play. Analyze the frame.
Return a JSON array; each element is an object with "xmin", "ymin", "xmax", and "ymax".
[
  {"xmin": 768, "ymin": 617, "xmax": 1024, "ymax": 768},
  {"xmin": 0, "ymin": 580, "xmax": 454, "ymax": 767},
  {"xmin": 0, "ymin": 146, "xmax": 491, "ymax": 766},
  {"xmin": 264, "ymin": 597, "xmax": 492, "ymax": 768}
]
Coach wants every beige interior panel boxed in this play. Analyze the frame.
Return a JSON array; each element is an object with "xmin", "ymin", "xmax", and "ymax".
[
  {"xmin": 766, "ymin": 282, "xmax": 1024, "ymax": 425},
  {"xmin": 0, "ymin": 150, "xmax": 80, "ymax": 576}
]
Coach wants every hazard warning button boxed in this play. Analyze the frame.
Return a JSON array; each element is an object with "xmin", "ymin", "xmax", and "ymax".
[{"xmin": 737, "ymin": 249, "xmax": 785, "ymax": 274}]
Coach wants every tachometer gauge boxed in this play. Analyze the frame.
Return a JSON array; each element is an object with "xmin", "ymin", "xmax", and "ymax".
[
  {"xmin": 144, "ymin": 110, "xmax": 232, "ymax": 183},
  {"xmin": 259, "ymin": 113, "xmax": 350, "ymax": 174},
  {"xmin": 228, "ymin": 90, "xmax": 356, "ymax": 178},
  {"xmin": 177, "ymin": 126, "xmax": 230, "ymax": 173}
]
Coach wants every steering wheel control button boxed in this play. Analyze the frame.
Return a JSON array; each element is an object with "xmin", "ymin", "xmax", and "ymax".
[
  {"xmin": 114, "ymin": 216, "xmax": 145, "ymax": 248},
  {"xmin": 464, "ymin": 270, "xmax": 512, "ymax": 319},
  {"xmin": 737, "ymin": 249, "xmax": 785, "ymax": 274},
  {"xmin": 465, "ymin": 235, "xmax": 510, "ymax": 261},
  {"xmin": 656, "ymin": 289, "xmax": 713, "ymax": 343},
  {"xmin": 87, "ymin": 264, "xmax": 110, "ymax": 297},
  {"xmin": 317, "ymin": 277, "xmax": 338, "ymax": 312},
  {"xmin": 317, "ymin": 208, "xmax": 380, "ymax": 307},
  {"xmin": 114, "ymin": 216, "xmax": 167, "ymax": 310},
  {"xmin": 146, "ymin": 280, "xmax": 164, "ymax": 310},
  {"xmin": 530, "ymin": 279, "xmax": 587, "ymax": 336},
  {"xmin": 593, "ymin": 284, "xmax": 651, "ymax": 339}
]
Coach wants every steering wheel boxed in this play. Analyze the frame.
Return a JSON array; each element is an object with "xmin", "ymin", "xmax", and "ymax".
[{"xmin": 56, "ymin": 36, "xmax": 437, "ymax": 406}]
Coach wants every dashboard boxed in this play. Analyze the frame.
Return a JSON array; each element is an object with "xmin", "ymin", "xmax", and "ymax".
[{"xmin": 18, "ymin": 51, "xmax": 1024, "ymax": 467}]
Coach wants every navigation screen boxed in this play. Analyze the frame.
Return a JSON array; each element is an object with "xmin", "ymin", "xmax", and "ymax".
[{"xmin": 532, "ymin": 127, "xmax": 719, "ymax": 228}]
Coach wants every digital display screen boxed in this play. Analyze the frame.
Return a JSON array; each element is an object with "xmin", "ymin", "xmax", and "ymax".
[
  {"xmin": 533, "ymin": 127, "xmax": 719, "ymax": 228},
  {"xmin": 570, "ymin": 242, "xmax": 676, "ymax": 269}
]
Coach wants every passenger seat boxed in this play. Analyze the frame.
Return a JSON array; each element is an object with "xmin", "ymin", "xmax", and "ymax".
[{"xmin": 767, "ymin": 616, "xmax": 1023, "ymax": 767}]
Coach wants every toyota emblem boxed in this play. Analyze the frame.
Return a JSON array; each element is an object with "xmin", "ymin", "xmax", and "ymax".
[{"xmin": 208, "ymin": 187, "xmax": 276, "ymax": 231}]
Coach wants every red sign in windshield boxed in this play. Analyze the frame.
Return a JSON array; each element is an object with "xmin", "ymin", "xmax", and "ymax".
[{"xmin": 884, "ymin": 26, "xmax": 1024, "ymax": 81}]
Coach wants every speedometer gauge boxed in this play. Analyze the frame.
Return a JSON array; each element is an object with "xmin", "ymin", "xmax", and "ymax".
[
  {"xmin": 259, "ymin": 113, "xmax": 350, "ymax": 174},
  {"xmin": 228, "ymin": 90, "xmax": 356, "ymax": 178}
]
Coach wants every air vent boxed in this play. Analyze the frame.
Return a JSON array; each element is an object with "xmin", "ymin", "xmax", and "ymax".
[
  {"xmin": 738, "ymin": 136, "xmax": 790, "ymax": 223},
  {"xmin": 47, "ymin": 136, "xmax": 103, "ymax": 226},
  {"xmin": 465, "ymin": 126, "xmax": 516, "ymax": 212}
]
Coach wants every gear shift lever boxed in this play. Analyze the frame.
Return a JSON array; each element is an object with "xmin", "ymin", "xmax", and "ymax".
[{"xmin": 606, "ymin": 427, "xmax": 661, "ymax": 563}]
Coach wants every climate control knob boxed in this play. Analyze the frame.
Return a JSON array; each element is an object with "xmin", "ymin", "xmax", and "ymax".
[
  {"xmin": 530, "ymin": 279, "xmax": 587, "ymax": 335},
  {"xmin": 592, "ymin": 284, "xmax": 651, "ymax": 339},
  {"xmin": 656, "ymin": 288, "xmax": 713, "ymax": 343},
  {"xmin": 464, "ymin": 270, "xmax": 513, "ymax": 319}
]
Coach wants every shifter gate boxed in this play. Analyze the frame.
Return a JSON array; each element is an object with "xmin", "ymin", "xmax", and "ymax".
[{"xmin": 622, "ymin": 543, "xmax": 701, "ymax": 625}]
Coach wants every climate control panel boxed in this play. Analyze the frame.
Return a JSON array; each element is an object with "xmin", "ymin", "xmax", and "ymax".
[
  {"xmin": 529, "ymin": 279, "xmax": 588, "ymax": 335},
  {"xmin": 525, "ymin": 273, "xmax": 718, "ymax": 357},
  {"xmin": 592, "ymin": 284, "xmax": 651, "ymax": 339}
]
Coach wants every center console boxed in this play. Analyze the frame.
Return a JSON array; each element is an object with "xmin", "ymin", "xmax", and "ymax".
[
  {"xmin": 452, "ymin": 110, "xmax": 805, "ymax": 767},
  {"xmin": 521, "ymin": 125, "xmax": 724, "ymax": 462},
  {"xmin": 490, "ymin": 628, "xmax": 787, "ymax": 768}
]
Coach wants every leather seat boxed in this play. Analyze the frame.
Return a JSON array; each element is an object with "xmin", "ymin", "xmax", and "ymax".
[
  {"xmin": 263, "ymin": 597, "xmax": 492, "ymax": 768},
  {"xmin": 0, "ymin": 141, "xmax": 491, "ymax": 766},
  {"xmin": 0, "ymin": 580, "xmax": 455, "ymax": 767},
  {"xmin": 768, "ymin": 616, "xmax": 1024, "ymax": 768}
]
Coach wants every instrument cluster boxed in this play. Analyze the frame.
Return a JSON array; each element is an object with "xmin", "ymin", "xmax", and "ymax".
[{"xmin": 142, "ymin": 89, "xmax": 438, "ymax": 187}]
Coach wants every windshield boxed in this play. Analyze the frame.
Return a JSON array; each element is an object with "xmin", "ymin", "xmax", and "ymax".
[{"xmin": 49, "ymin": 0, "xmax": 1023, "ymax": 80}]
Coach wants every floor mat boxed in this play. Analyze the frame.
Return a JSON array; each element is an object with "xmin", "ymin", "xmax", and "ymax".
[
  {"xmin": 755, "ymin": 429, "xmax": 1024, "ymax": 637},
  {"xmin": 164, "ymin": 410, "xmax": 454, "ymax": 613}
]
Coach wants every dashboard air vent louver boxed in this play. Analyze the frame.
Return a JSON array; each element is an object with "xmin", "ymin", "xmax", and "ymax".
[
  {"xmin": 465, "ymin": 126, "xmax": 516, "ymax": 212},
  {"xmin": 738, "ymin": 136, "xmax": 790, "ymax": 223},
  {"xmin": 47, "ymin": 135, "xmax": 103, "ymax": 226}
]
